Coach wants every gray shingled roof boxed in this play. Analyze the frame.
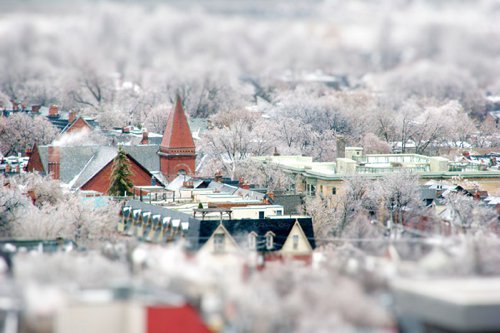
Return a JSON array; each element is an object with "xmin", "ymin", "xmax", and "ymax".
[
  {"xmin": 38, "ymin": 146, "xmax": 100, "ymax": 183},
  {"xmin": 38, "ymin": 146, "xmax": 49, "ymax": 174},
  {"xmin": 36, "ymin": 144, "xmax": 162, "ymax": 189},
  {"xmin": 72, "ymin": 146, "xmax": 118, "ymax": 189},
  {"xmin": 123, "ymin": 145, "xmax": 160, "ymax": 172},
  {"xmin": 60, "ymin": 146, "xmax": 101, "ymax": 183},
  {"xmin": 272, "ymin": 194, "xmax": 303, "ymax": 215}
]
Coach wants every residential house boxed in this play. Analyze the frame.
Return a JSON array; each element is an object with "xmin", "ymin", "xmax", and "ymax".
[
  {"xmin": 1, "ymin": 102, "xmax": 98, "ymax": 133},
  {"xmin": 61, "ymin": 112, "xmax": 99, "ymax": 135},
  {"xmin": 119, "ymin": 176, "xmax": 315, "ymax": 260},
  {"xmin": 121, "ymin": 199, "xmax": 315, "ymax": 261},
  {"xmin": 27, "ymin": 97, "xmax": 197, "ymax": 194}
]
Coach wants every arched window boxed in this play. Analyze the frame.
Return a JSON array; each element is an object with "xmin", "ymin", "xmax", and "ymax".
[
  {"xmin": 177, "ymin": 169, "xmax": 187, "ymax": 175},
  {"xmin": 248, "ymin": 232, "xmax": 257, "ymax": 250},
  {"xmin": 265, "ymin": 231, "xmax": 275, "ymax": 250},
  {"xmin": 214, "ymin": 233, "xmax": 225, "ymax": 252}
]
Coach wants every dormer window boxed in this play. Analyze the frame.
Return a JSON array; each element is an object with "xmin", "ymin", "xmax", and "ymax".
[
  {"xmin": 214, "ymin": 233, "xmax": 225, "ymax": 253},
  {"xmin": 248, "ymin": 232, "xmax": 257, "ymax": 250},
  {"xmin": 265, "ymin": 231, "xmax": 275, "ymax": 250},
  {"xmin": 293, "ymin": 235, "xmax": 299, "ymax": 250}
]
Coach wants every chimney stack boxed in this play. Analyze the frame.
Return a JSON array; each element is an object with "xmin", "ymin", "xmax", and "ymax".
[
  {"xmin": 267, "ymin": 191, "xmax": 275, "ymax": 200},
  {"xmin": 336, "ymin": 135, "xmax": 346, "ymax": 159},
  {"xmin": 239, "ymin": 177, "xmax": 250, "ymax": 190},
  {"xmin": 182, "ymin": 180, "xmax": 194, "ymax": 188},
  {"xmin": 31, "ymin": 105, "xmax": 41, "ymax": 113},
  {"xmin": 214, "ymin": 170, "xmax": 223, "ymax": 183},
  {"xmin": 68, "ymin": 111, "xmax": 77, "ymax": 124},
  {"xmin": 122, "ymin": 126, "xmax": 130, "ymax": 134},
  {"xmin": 140, "ymin": 128, "xmax": 149, "ymax": 145},
  {"xmin": 48, "ymin": 146, "xmax": 60, "ymax": 180},
  {"xmin": 25, "ymin": 146, "xmax": 33, "ymax": 157},
  {"xmin": 48, "ymin": 105, "xmax": 59, "ymax": 118},
  {"xmin": 11, "ymin": 100, "xmax": 18, "ymax": 111}
]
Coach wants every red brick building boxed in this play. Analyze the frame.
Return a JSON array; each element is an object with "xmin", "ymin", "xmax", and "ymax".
[
  {"xmin": 27, "ymin": 97, "xmax": 197, "ymax": 193},
  {"xmin": 61, "ymin": 113, "xmax": 95, "ymax": 134},
  {"xmin": 158, "ymin": 97, "xmax": 196, "ymax": 182}
]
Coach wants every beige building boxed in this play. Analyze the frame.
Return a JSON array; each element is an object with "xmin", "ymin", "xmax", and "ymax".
[{"xmin": 254, "ymin": 147, "xmax": 500, "ymax": 200}]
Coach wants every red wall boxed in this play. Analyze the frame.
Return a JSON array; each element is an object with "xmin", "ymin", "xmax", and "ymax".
[
  {"xmin": 27, "ymin": 145, "xmax": 45, "ymax": 173},
  {"xmin": 81, "ymin": 156, "xmax": 152, "ymax": 194},
  {"xmin": 65, "ymin": 118, "xmax": 91, "ymax": 134},
  {"xmin": 160, "ymin": 155, "xmax": 196, "ymax": 182}
]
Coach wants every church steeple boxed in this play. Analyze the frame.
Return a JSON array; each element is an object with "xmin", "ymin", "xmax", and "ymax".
[
  {"xmin": 158, "ymin": 96, "xmax": 196, "ymax": 181},
  {"xmin": 160, "ymin": 96, "xmax": 195, "ymax": 152}
]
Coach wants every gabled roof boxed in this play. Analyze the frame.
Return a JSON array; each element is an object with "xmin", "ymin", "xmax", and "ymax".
[
  {"xmin": 197, "ymin": 217, "xmax": 316, "ymax": 252},
  {"xmin": 61, "ymin": 116, "xmax": 98, "ymax": 134},
  {"xmin": 38, "ymin": 145, "xmax": 101, "ymax": 183},
  {"xmin": 72, "ymin": 146, "xmax": 117, "ymax": 189},
  {"xmin": 36, "ymin": 144, "xmax": 163, "ymax": 189},
  {"xmin": 124, "ymin": 200, "xmax": 316, "ymax": 252},
  {"xmin": 160, "ymin": 97, "xmax": 195, "ymax": 150}
]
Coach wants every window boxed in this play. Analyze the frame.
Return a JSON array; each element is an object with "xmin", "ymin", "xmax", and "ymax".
[
  {"xmin": 177, "ymin": 169, "xmax": 186, "ymax": 175},
  {"xmin": 275, "ymin": 210, "xmax": 282, "ymax": 216},
  {"xmin": 259, "ymin": 211, "xmax": 265, "ymax": 219},
  {"xmin": 266, "ymin": 232, "xmax": 274, "ymax": 250},
  {"xmin": 248, "ymin": 233, "xmax": 257, "ymax": 250},
  {"xmin": 292, "ymin": 235, "xmax": 299, "ymax": 250},
  {"xmin": 332, "ymin": 187, "xmax": 337, "ymax": 195},
  {"xmin": 307, "ymin": 184, "xmax": 316, "ymax": 196},
  {"xmin": 214, "ymin": 233, "xmax": 225, "ymax": 252}
]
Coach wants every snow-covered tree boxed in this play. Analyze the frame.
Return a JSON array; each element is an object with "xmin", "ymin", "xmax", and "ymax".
[{"xmin": 0, "ymin": 113, "xmax": 57, "ymax": 155}]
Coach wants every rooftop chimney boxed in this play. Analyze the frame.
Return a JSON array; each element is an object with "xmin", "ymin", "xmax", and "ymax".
[
  {"xmin": 239, "ymin": 177, "xmax": 250, "ymax": 190},
  {"xmin": 336, "ymin": 135, "xmax": 346, "ymax": 159},
  {"xmin": 68, "ymin": 111, "xmax": 77, "ymax": 124},
  {"xmin": 273, "ymin": 147, "xmax": 280, "ymax": 156},
  {"xmin": 182, "ymin": 180, "xmax": 194, "ymax": 188},
  {"xmin": 214, "ymin": 170, "xmax": 223, "ymax": 183},
  {"xmin": 140, "ymin": 129, "xmax": 149, "ymax": 145},
  {"xmin": 48, "ymin": 146, "xmax": 60, "ymax": 180},
  {"xmin": 48, "ymin": 105, "xmax": 59, "ymax": 118},
  {"xmin": 25, "ymin": 146, "xmax": 33, "ymax": 157},
  {"xmin": 11, "ymin": 100, "xmax": 18, "ymax": 111},
  {"xmin": 31, "ymin": 105, "xmax": 41, "ymax": 113},
  {"xmin": 122, "ymin": 126, "xmax": 130, "ymax": 134}
]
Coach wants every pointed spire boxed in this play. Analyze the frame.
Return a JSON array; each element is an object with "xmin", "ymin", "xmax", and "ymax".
[{"xmin": 160, "ymin": 96, "xmax": 195, "ymax": 152}]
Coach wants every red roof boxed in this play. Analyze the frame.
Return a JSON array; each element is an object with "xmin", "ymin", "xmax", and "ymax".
[
  {"xmin": 160, "ymin": 97, "xmax": 195, "ymax": 150},
  {"xmin": 146, "ymin": 304, "xmax": 211, "ymax": 333}
]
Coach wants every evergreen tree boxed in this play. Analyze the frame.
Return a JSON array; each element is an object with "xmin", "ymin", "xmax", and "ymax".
[{"xmin": 109, "ymin": 147, "xmax": 134, "ymax": 196}]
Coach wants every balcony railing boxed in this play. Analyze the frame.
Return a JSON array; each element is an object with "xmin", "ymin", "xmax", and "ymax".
[{"xmin": 448, "ymin": 163, "xmax": 488, "ymax": 172}]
